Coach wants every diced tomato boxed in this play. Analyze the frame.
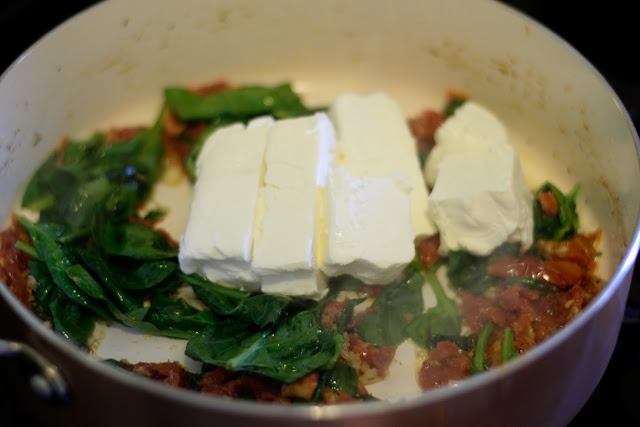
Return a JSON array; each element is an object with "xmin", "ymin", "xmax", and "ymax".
[
  {"xmin": 408, "ymin": 110, "xmax": 446, "ymax": 155},
  {"xmin": 487, "ymin": 255, "xmax": 585, "ymax": 288},
  {"xmin": 344, "ymin": 333, "xmax": 396, "ymax": 380},
  {"xmin": 536, "ymin": 231, "xmax": 601, "ymax": 273},
  {"xmin": 418, "ymin": 341, "xmax": 471, "ymax": 390},
  {"xmin": 321, "ymin": 300, "xmax": 347, "ymax": 329},
  {"xmin": 121, "ymin": 361, "xmax": 194, "ymax": 388},
  {"xmin": 417, "ymin": 234, "xmax": 440, "ymax": 268},
  {"xmin": 0, "ymin": 215, "xmax": 33, "ymax": 307},
  {"xmin": 537, "ymin": 191, "xmax": 559, "ymax": 216}
]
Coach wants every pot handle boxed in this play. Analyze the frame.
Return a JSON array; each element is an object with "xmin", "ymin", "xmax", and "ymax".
[{"xmin": 0, "ymin": 338, "xmax": 70, "ymax": 405}]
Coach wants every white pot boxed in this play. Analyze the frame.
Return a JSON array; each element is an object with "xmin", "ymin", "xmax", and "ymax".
[{"xmin": 1, "ymin": 1, "xmax": 638, "ymax": 426}]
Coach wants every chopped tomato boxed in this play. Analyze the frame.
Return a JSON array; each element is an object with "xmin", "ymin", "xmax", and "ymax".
[
  {"xmin": 537, "ymin": 191, "xmax": 559, "ymax": 216},
  {"xmin": 418, "ymin": 341, "xmax": 471, "ymax": 390}
]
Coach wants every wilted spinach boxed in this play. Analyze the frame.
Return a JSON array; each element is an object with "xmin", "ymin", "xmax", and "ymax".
[
  {"xmin": 533, "ymin": 181, "xmax": 580, "ymax": 242},
  {"xmin": 354, "ymin": 267, "xmax": 425, "ymax": 347},
  {"xmin": 471, "ymin": 322, "xmax": 494, "ymax": 374},
  {"xmin": 186, "ymin": 309, "xmax": 344, "ymax": 383},
  {"xmin": 444, "ymin": 96, "xmax": 467, "ymax": 117},
  {"xmin": 165, "ymin": 83, "xmax": 319, "ymax": 122},
  {"xmin": 447, "ymin": 242, "xmax": 521, "ymax": 294},
  {"xmin": 502, "ymin": 327, "xmax": 519, "ymax": 363},
  {"xmin": 22, "ymin": 115, "xmax": 164, "ymax": 237}
]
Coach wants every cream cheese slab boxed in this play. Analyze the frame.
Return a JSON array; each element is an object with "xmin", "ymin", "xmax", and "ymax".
[
  {"xmin": 322, "ymin": 166, "xmax": 415, "ymax": 285},
  {"xmin": 424, "ymin": 101, "xmax": 509, "ymax": 188},
  {"xmin": 428, "ymin": 145, "xmax": 533, "ymax": 256},
  {"xmin": 178, "ymin": 117, "xmax": 273, "ymax": 290},
  {"xmin": 251, "ymin": 113, "xmax": 335, "ymax": 298},
  {"xmin": 329, "ymin": 92, "xmax": 437, "ymax": 238}
]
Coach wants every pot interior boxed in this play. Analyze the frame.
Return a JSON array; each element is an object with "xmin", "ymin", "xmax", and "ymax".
[{"xmin": 0, "ymin": 0, "xmax": 638, "ymax": 422}]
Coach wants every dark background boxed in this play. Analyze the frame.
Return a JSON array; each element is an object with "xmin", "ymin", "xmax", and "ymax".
[{"xmin": 1, "ymin": 1, "xmax": 638, "ymax": 425}]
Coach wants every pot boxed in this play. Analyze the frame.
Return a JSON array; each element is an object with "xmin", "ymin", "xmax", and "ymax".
[{"xmin": 1, "ymin": 0, "xmax": 638, "ymax": 426}]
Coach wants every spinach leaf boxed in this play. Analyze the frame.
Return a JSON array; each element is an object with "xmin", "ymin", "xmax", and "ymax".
[
  {"xmin": 226, "ymin": 310, "xmax": 344, "ymax": 383},
  {"xmin": 447, "ymin": 242, "xmax": 521, "ymax": 294},
  {"xmin": 68, "ymin": 248, "xmax": 145, "ymax": 314},
  {"xmin": 20, "ymin": 217, "xmax": 200, "ymax": 342},
  {"xmin": 471, "ymin": 322, "xmax": 494, "ymax": 374},
  {"xmin": 142, "ymin": 209, "xmax": 167, "ymax": 223},
  {"xmin": 310, "ymin": 362, "xmax": 375, "ymax": 403},
  {"xmin": 240, "ymin": 293, "xmax": 300, "ymax": 329},
  {"xmin": 181, "ymin": 272, "xmax": 250, "ymax": 315},
  {"xmin": 49, "ymin": 294, "xmax": 97, "ymax": 349},
  {"xmin": 324, "ymin": 362, "xmax": 360, "ymax": 397},
  {"xmin": 95, "ymin": 221, "xmax": 178, "ymax": 260},
  {"xmin": 21, "ymin": 133, "xmax": 104, "ymax": 212},
  {"xmin": 19, "ymin": 217, "xmax": 113, "ymax": 320},
  {"xmin": 444, "ymin": 96, "xmax": 467, "ymax": 117},
  {"xmin": 186, "ymin": 318, "xmax": 262, "ymax": 363},
  {"xmin": 29, "ymin": 259, "xmax": 96, "ymax": 348},
  {"xmin": 185, "ymin": 273, "xmax": 303, "ymax": 328},
  {"xmin": 355, "ymin": 269, "xmax": 425, "ymax": 347},
  {"xmin": 29, "ymin": 260, "xmax": 55, "ymax": 321},
  {"xmin": 72, "ymin": 247, "xmax": 178, "ymax": 307},
  {"xmin": 424, "ymin": 267, "xmax": 462, "ymax": 342},
  {"xmin": 406, "ymin": 308, "xmax": 472, "ymax": 350},
  {"xmin": 21, "ymin": 156, "xmax": 68, "ymax": 212},
  {"xmin": 533, "ymin": 182, "xmax": 580, "ymax": 241},
  {"xmin": 187, "ymin": 310, "xmax": 344, "ymax": 383},
  {"xmin": 503, "ymin": 276, "xmax": 551, "ymax": 291},
  {"xmin": 140, "ymin": 294, "xmax": 219, "ymax": 338},
  {"xmin": 76, "ymin": 251, "xmax": 179, "ymax": 292},
  {"xmin": 22, "ymin": 113, "xmax": 164, "ymax": 236},
  {"xmin": 502, "ymin": 327, "xmax": 519, "ymax": 363},
  {"xmin": 405, "ymin": 311, "xmax": 431, "ymax": 348},
  {"xmin": 165, "ymin": 83, "xmax": 318, "ymax": 122}
]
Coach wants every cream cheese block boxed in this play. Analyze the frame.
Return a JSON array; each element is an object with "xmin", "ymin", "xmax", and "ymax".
[
  {"xmin": 252, "ymin": 113, "xmax": 336, "ymax": 298},
  {"xmin": 424, "ymin": 101, "xmax": 510, "ymax": 188},
  {"xmin": 178, "ymin": 117, "xmax": 273, "ymax": 290},
  {"xmin": 322, "ymin": 166, "xmax": 415, "ymax": 284},
  {"xmin": 426, "ymin": 101, "xmax": 533, "ymax": 256},
  {"xmin": 329, "ymin": 92, "xmax": 437, "ymax": 239}
]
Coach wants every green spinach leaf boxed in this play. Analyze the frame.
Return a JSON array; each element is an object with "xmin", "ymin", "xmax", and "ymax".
[
  {"xmin": 95, "ymin": 221, "xmax": 178, "ymax": 260},
  {"xmin": 471, "ymin": 322, "xmax": 494, "ymax": 374},
  {"xmin": 187, "ymin": 309, "xmax": 344, "ymax": 383},
  {"xmin": 165, "ymin": 83, "xmax": 318, "ymax": 122},
  {"xmin": 502, "ymin": 327, "xmax": 519, "ymax": 363},
  {"xmin": 533, "ymin": 182, "xmax": 580, "ymax": 241},
  {"xmin": 424, "ymin": 267, "xmax": 462, "ymax": 342},
  {"xmin": 447, "ymin": 242, "xmax": 521, "ymax": 294},
  {"xmin": 355, "ymin": 269, "xmax": 425, "ymax": 347}
]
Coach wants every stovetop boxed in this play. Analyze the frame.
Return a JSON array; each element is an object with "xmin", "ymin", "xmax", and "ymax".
[{"xmin": 1, "ymin": 1, "xmax": 639, "ymax": 425}]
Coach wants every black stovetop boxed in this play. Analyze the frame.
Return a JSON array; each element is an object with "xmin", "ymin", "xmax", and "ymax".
[{"xmin": 1, "ymin": 1, "xmax": 639, "ymax": 425}]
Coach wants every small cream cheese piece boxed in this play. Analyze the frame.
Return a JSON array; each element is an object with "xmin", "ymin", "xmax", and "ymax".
[
  {"xmin": 424, "ymin": 101, "xmax": 509, "ymax": 188},
  {"xmin": 329, "ymin": 92, "xmax": 437, "ymax": 239},
  {"xmin": 252, "ymin": 113, "xmax": 335, "ymax": 298},
  {"xmin": 178, "ymin": 117, "xmax": 273, "ymax": 290},
  {"xmin": 425, "ymin": 101, "xmax": 533, "ymax": 256},
  {"xmin": 322, "ymin": 166, "xmax": 415, "ymax": 284}
]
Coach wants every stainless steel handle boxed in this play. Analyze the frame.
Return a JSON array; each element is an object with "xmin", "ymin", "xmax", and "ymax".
[{"xmin": 0, "ymin": 338, "xmax": 70, "ymax": 405}]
